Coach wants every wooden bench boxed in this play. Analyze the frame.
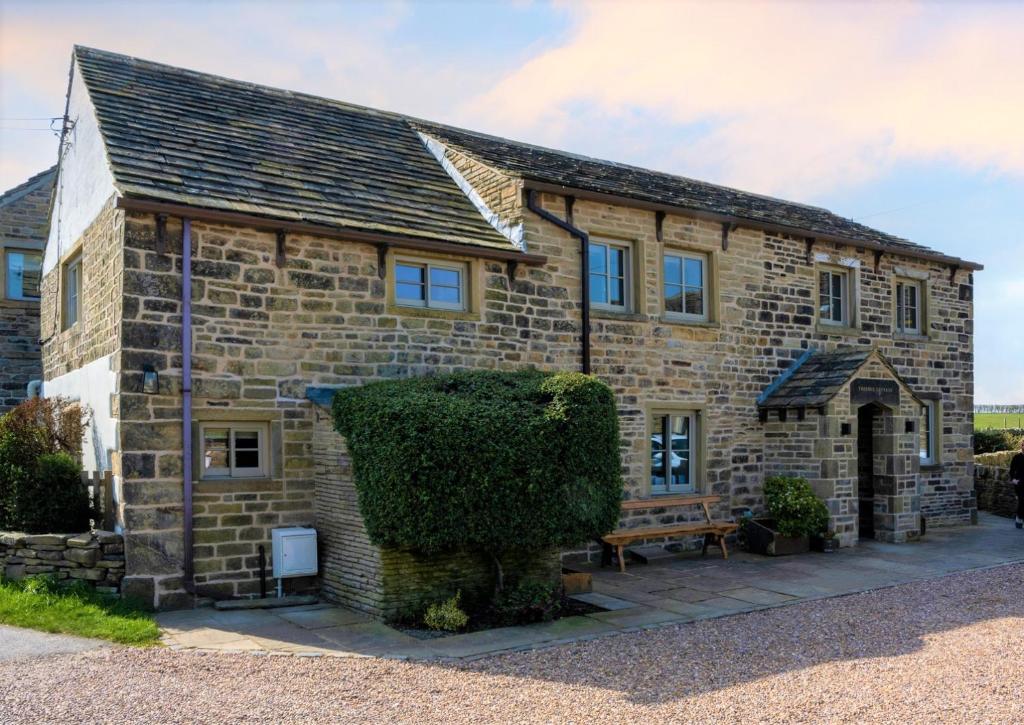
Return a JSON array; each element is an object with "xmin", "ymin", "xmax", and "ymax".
[{"xmin": 602, "ymin": 495, "xmax": 739, "ymax": 573}]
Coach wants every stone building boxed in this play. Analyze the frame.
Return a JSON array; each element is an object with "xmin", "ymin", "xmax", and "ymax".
[
  {"xmin": 42, "ymin": 46, "xmax": 981, "ymax": 611},
  {"xmin": 0, "ymin": 166, "xmax": 54, "ymax": 412}
]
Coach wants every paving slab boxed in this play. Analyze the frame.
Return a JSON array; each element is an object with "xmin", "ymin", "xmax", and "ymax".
[
  {"xmin": 276, "ymin": 607, "xmax": 371, "ymax": 629},
  {"xmin": 586, "ymin": 606, "xmax": 689, "ymax": 629},
  {"xmin": 717, "ymin": 587, "xmax": 798, "ymax": 606},
  {"xmin": 568, "ymin": 592, "xmax": 637, "ymax": 610}
]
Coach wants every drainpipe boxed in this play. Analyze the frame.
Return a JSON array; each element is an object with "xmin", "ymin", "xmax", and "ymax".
[
  {"xmin": 181, "ymin": 218, "xmax": 195, "ymax": 594},
  {"xmin": 526, "ymin": 190, "xmax": 591, "ymax": 374}
]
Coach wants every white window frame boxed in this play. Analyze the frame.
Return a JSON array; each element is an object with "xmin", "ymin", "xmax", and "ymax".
[
  {"xmin": 920, "ymin": 400, "xmax": 937, "ymax": 465},
  {"xmin": 62, "ymin": 253, "xmax": 82, "ymax": 329},
  {"xmin": 394, "ymin": 257, "xmax": 467, "ymax": 311},
  {"xmin": 650, "ymin": 410, "xmax": 698, "ymax": 495},
  {"xmin": 663, "ymin": 250, "xmax": 709, "ymax": 322},
  {"xmin": 5, "ymin": 248, "xmax": 43, "ymax": 301},
  {"xmin": 199, "ymin": 423, "xmax": 269, "ymax": 479},
  {"xmin": 818, "ymin": 268, "xmax": 850, "ymax": 327},
  {"xmin": 589, "ymin": 240, "xmax": 632, "ymax": 313},
  {"xmin": 896, "ymin": 279, "xmax": 923, "ymax": 335}
]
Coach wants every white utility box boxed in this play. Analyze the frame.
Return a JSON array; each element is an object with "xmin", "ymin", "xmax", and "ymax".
[{"xmin": 271, "ymin": 527, "xmax": 318, "ymax": 578}]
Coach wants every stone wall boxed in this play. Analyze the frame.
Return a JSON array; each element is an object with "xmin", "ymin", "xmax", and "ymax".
[
  {"xmin": 0, "ymin": 167, "xmax": 53, "ymax": 412},
  {"xmin": 312, "ymin": 406, "xmax": 559, "ymax": 620},
  {"xmin": 974, "ymin": 451, "xmax": 1018, "ymax": 518},
  {"xmin": 0, "ymin": 530, "xmax": 125, "ymax": 591}
]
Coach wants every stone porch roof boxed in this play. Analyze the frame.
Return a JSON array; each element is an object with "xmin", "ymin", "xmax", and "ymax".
[{"xmin": 758, "ymin": 348, "xmax": 914, "ymax": 410}]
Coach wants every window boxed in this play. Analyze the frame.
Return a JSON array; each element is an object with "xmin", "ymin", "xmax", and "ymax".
[
  {"xmin": 650, "ymin": 411, "xmax": 698, "ymax": 494},
  {"xmin": 201, "ymin": 423, "xmax": 267, "ymax": 479},
  {"xmin": 920, "ymin": 400, "xmax": 938, "ymax": 465},
  {"xmin": 589, "ymin": 241, "xmax": 631, "ymax": 311},
  {"xmin": 896, "ymin": 280, "xmax": 923, "ymax": 335},
  {"xmin": 62, "ymin": 253, "xmax": 82, "ymax": 329},
  {"xmin": 663, "ymin": 251, "xmax": 708, "ymax": 321},
  {"xmin": 395, "ymin": 258, "xmax": 466, "ymax": 311},
  {"xmin": 818, "ymin": 269, "xmax": 849, "ymax": 326},
  {"xmin": 5, "ymin": 250, "xmax": 42, "ymax": 300}
]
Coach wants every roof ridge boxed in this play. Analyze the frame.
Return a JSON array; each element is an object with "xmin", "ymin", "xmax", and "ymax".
[{"xmin": 0, "ymin": 165, "xmax": 57, "ymax": 208}]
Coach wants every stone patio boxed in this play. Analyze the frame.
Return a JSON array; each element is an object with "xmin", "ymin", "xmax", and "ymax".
[{"xmin": 158, "ymin": 512, "xmax": 1024, "ymax": 660}]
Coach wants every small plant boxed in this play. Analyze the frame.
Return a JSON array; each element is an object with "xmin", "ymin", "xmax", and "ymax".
[
  {"xmin": 764, "ymin": 476, "xmax": 830, "ymax": 538},
  {"xmin": 490, "ymin": 579, "xmax": 562, "ymax": 626},
  {"xmin": 423, "ymin": 592, "xmax": 469, "ymax": 632}
]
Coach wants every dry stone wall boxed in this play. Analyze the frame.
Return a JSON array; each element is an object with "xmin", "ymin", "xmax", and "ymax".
[
  {"xmin": 974, "ymin": 451, "xmax": 1017, "ymax": 518},
  {"xmin": 0, "ymin": 530, "xmax": 125, "ymax": 591}
]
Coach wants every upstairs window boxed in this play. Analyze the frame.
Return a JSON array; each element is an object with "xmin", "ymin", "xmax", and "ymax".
[
  {"xmin": 818, "ymin": 269, "xmax": 850, "ymax": 326},
  {"xmin": 589, "ymin": 240, "xmax": 631, "ymax": 312},
  {"xmin": 663, "ymin": 251, "xmax": 708, "ymax": 321},
  {"xmin": 650, "ymin": 410, "xmax": 698, "ymax": 494},
  {"xmin": 896, "ymin": 280, "xmax": 923, "ymax": 335},
  {"xmin": 62, "ymin": 253, "xmax": 82, "ymax": 329},
  {"xmin": 395, "ymin": 258, "xmax": 466, "ymax": 311},
  {"xmin": 201, "ymin": 423, "xmax": 268, "ymax": 479},
  {"xmin": 5, "ymin": 249, "xmax": 42, "ymax": 300}
]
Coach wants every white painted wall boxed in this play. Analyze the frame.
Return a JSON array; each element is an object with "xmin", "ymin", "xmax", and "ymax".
[
  {"xmin": 43, "ymin": 352, "xmax": 119, "ymax": 474},
  {"xmin": 44, "ymin": 59, "xmax": 117, "ymax": 275}
]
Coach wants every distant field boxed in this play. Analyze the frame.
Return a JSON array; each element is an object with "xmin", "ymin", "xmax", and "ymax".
[{"xmin": 975, "ymin": 412, "xmax": 1024, "ymax": 430}]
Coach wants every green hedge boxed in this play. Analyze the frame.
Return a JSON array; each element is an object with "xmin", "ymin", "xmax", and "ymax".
[
  {"xmin": 332, "ymin": 369, "xmax": 623, "ymax": 556},
  {"xmin": 974, "ymin": 428, "xmax": 1024, "ymax": 455}
]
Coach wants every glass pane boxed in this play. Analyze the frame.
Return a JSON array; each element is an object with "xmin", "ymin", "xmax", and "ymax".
[
  {"xmin": 589, "ymin": 273, "xmax": 608, "ymax": 304},
  {"xmin": 685, "ymin": 287, "xmax": 704, "ymax": 316},
  {"xmin": 831, "ymin": 272, "xmax": 843, "ymax": 300},
  {"xmin": 609, "ymin": 276, "xmax": 625, "ymax": 306},
  {"xmin": 818, "ymin": 272, "xmax": 830, "ymax": 315},
  {"xmin": 21, "ymin": 253, "xmax": 42, "ymax": 298},
  {"xmin": 204, "ymin": 449, "xmax": 228, "ymax": 471},
  {"xmin": 234, "ymin": 449, "xmax": 261, "ymax": 469},
  {"xmin": 431, "ymin": 284, "xmax": 461, "ymax": 304},
  {"xmin": 396, "ymin": 282, "xmax": 425, "ymax": 302},
  {"xmin": 429, "ymin": 267, "xmax": 460, "ymax": 288},
  {"xmin": 650, "ymin": 415, "xmax": 668, "ymax": 491},
  {"xmin": 906, "ymin": 285, "xmax": 918, "ymax": 330},
  {"xmin": 684, "ymin": 257, "xmax": 703, "ymax": 287},
  {"xmin": 395, "ymin": 264, "xmax": 424, "ymax": 284},
  {"xmin": 589, "ymin": 244, "xmax": 607, "ymax": 274},
  {"xmin": 234, "ymin": 430, "xmax": 260, "ymax": 449},
  {"xmin": 664, "ymin": 284, "xmax": 683, "ymax": 313},
  {"xmin": 609, "ymin": 247, "xmax": 623, "ymax": 276},
  {"xmin": 669, "ymin": 415, "xmax": 690, "ymax": 489},
  {"xmin": 204, "ymin": 428, "xmax": 229, "ymax": 446},
  {"xmin": 664, "ymin": 255, "xmax": 682, "ymax": 286}
]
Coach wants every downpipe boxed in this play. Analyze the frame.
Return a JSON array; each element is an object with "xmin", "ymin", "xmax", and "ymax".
[
  {"xmin": 525, "ymin": 190, "xmax": 591, "ymax": 374},
  {"xmin": 182, "ymin": 218, "xmax": 195, "ymax": 596}
]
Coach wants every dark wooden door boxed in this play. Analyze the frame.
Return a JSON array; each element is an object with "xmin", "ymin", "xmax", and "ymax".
[{"xmin": 857, "ymin": 406, "xmax": 875, "ymax": 539}]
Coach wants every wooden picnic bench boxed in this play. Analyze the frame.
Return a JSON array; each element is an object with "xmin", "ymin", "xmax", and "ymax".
[{"xmin": 602, "ymin": 495, "xmax": 739, "ymax": 573}]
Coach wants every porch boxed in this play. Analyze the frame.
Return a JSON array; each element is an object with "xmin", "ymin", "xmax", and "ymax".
[{"xmin": 157, "ymin": 513, "xmax": 1023, "ymax": 660}]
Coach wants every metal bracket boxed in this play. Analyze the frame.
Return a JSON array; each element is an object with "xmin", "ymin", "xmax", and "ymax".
[
  {"xmin": 154, "ymin": 213, "xmax": 167, "ymax": 256},
  {"xmin": 949, "ymin": 264, "xmax": 959, "ymax": 284},
  {"xmin": 275, "ymin": 230, "xmax": 287, "ymax": 268},
  {"xmin": 721, "ymin": 222, "xmax": 733, "ymax": 251},
  {"xmin": 376, "ymin": 244, "xmax": 388, "ymax": 279},
  {"xmin": 656, "ymin": 211, "xmax": 666, "ymax": 243},
  {"xmin": 778, "ymin": 408, "xmax": 788, "ymax": 422},
  {"xmin": 805, "ymin": 238, "xmax": 816, "ymax": 265},
  {"xmin": 565, "ymin": 195, "xmax": 575, "ymax": 226},
  {"xmin": 796, "ymin": 406, "xmax": 806, "ymax": 421},
  {"xmin": 873, "ymin": 250, "xmax": 883, "ymax": 274},
  {"xmin": 506, "ymin": 260, "xmax": 519, "ymax": 287}
]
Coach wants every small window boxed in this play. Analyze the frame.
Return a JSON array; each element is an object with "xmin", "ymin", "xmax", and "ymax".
[
  {"xmin": 818, "ymin": 269, "xmax": 849, "ymax": 326},
  {"xmin": 920, "ymin": 400, "xmax": 937, "ymax": 465},
  {"xmin": 62, "ymin": 253, "xmax": 82, "ymax": 329},
  {"xmin": 589, "ymin": 241, "xmax": 631, "ymax": 311},
  {"xmin": 5, "ymin": 250, "xmax": 42, "ymax": 300},
  {"xmin": 663, "ymin": 251, "xmax": 708, "ymax": 321},
  {"xmin": 201, "ymin": 423, "xmax": 267, "ymax": 479},
  {"xmin": 395, "ymin": 258, "xmax": 466, "ymax": 311},
  {"xmin": 650, "ymin": 411, "xmax": 698, "ymax": 494},
  {"xmin": 896, "ymin": 280, "xmax": 923, "ymax": 335}
]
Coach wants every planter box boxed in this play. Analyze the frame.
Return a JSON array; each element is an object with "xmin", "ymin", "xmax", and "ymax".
[
  {"xmin": 744, "ymin": 518, "xmax": 809, "ymax": 556},
  {"xmin": 561, "ymin": 570, "xmax": 592, "ymax": 595},
  {"xmin": 811, "ymin": 535, "xmax": 838, "ymax": 553}
]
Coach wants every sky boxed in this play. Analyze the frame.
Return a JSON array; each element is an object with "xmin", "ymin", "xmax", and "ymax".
[{"xmin": 1, "ymin": 0, "xmax": 1021, "ymax": 403}]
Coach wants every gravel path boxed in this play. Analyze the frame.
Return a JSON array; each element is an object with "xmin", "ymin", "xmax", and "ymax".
[
  {"xmin": 3, "ymin": 564, "xmax": 1024, "ymax": 723},
  {"xmin": 0, "ymin": 625, "xmax": 104, "ymax": 662}
]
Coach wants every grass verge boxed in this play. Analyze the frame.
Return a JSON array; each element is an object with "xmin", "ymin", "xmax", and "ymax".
[{"xmin": 0, "ymin": 576, "xmax": 160, "ymax": 645}]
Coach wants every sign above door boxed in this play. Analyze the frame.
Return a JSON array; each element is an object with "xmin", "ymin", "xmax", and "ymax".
[{"xmin": 851, "ymin": 379, "xmax": 900, "ymax": 407}]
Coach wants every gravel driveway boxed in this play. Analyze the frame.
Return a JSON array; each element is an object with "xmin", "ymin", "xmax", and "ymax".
[{"xmin": 3, "ymin": 564, "xmax": 1024, "ymax": 723}]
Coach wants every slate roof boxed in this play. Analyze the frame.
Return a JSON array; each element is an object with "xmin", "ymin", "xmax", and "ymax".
[
  {"xmin": 0, "ymin": 166, "xmax": 56, "ymax": 212},
  {"xmin": 73, "ymin": 46, "xmax": 979, "ymax": 268},
  {"xmin": 73, "ymin": 47, "xmax": 514, "ymax": 251},
  {"xmin": 759, "ymin": 348, "xmax": 877, "ymax": 410},
  {"xmin": 416, "ymin": 123, "xmax": 978, "ymax": 267}
]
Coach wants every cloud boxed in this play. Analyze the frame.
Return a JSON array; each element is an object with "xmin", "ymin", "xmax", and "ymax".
[{"xmin": 462, "ymin": 1, "xmax": 1024, "ymax": 198}]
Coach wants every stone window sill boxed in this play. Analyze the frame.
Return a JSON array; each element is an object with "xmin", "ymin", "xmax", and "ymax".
[
  {"xmin": 194, "ymin": 477, "xmax": 282, "ymax": 494},
  {"xmin": 590, "ymin": 309, "xmax": 647, "ymax": 323},
  {"xmin": 894, "ymin": 332, "xmax": 930, "ymax": 343},
  {"xmin": 815, "ymin": 323, "xmax": 862, "ymax": 337},
  {"xmin": 658, "ymin": 315, "xmax": 719, "ymax": 329},
  {"xmin": 920, "ymin": 463, "xmax": 944, "ymax": 473},
  {"xmin": 0, "ymin": 299, "xmax": 39, "ymax": 309},
  {"xmin": 387, "ymin": 304, "xmax": 478, "ymax": 322}
]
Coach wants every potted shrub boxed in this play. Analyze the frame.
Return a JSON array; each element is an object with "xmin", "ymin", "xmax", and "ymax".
[{"xmin": 745, "ymin": 476, "xmax": 830, "ymax": 556}]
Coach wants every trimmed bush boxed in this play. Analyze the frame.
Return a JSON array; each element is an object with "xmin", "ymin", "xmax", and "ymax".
[
  {"xmin": 12, "ymin": 453, "xmax": 92, "ymax": 534},
  {"xmin": 423, "ymin": 592, "xmax": 470, "ymax": 632},
  {"xmin": 331, "ymin": 370, "xmax": 623, "ymax": 559},
  {"xmin": 764, "ymin": 475, "xmax": 830, "ymax": 538},
  {"xmin": 490, "ymin": 579, "xmax": 562, "ymax": 626}
]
